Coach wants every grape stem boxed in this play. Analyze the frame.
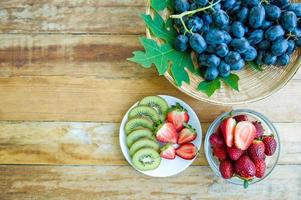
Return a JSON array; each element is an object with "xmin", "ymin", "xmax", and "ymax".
[{"xmin": 169, "ymin": 0, "xmax": 221, "ymax": 35}]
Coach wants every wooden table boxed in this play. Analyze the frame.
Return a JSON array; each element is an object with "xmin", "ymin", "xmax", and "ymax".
[{"xmin": 0, "ymin": 1, "xmax": 300, "ymax": 199}]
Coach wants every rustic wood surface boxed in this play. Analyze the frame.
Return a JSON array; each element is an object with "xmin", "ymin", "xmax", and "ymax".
[{"xmin": 0, "ymin": 0, "xmax": 300, "ymax": 199}]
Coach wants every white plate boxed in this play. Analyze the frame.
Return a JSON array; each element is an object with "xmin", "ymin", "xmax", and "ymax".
[{"xmin": 119, "ymin": 95, "xmax": 202, "ymax": 177}]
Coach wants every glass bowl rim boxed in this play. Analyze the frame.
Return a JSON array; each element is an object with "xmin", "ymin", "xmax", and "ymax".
[{"xmin": 204, "ymin": 109, "xmax": 281, "ymax": 186}]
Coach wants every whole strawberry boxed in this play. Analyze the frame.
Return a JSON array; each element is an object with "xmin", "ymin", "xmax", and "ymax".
[
  {"xmin": 219, "ymin": 160, "xmax": 234, "ymax": 179},
  {"xmin": 167, "ymin": 103, "xmax": 189, "ymax": 132},
  {"xmin": 209, "ymin": 133, "xmax": 224, "ymax": 148},
  {"xmin": 248, "ymin": 140, "xmax": 265, "ymax": 162},
  {"xmin": 227, "ymin": 146, "xmax": 244, "ymax": 161},
  {"xmin": 254, "ymin": 159, "xmax": 266, "ymax": 178},
  {"xmin": 252, "ymin": 121, "xmax": 265, "ymax": 138},
  {"xmin": 235, "ymin": 155, "xmax": 256, "ymax": 180},
  {"xmin": 213, "ymin": 146, "xmax": 227, "ymax": 161},
  {"xmin": 234, "ymin": 115, "xmax": 248, "ymax": 122},
  {"xmin": 263, "ymin": 135, "xmax": 277, "ymax": 156}
]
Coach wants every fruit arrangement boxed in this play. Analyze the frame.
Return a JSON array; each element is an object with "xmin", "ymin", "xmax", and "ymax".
[
  {"xmin": 209, "ymin": 113, "xmax": 278, "ymax": 188},
  {"xmin": 128, "ymin": 0, "xmax": 301, "ymax": 96},
  {"xmin": 124, "ymin": 96, "xmax": 198, "ymax": 171}
]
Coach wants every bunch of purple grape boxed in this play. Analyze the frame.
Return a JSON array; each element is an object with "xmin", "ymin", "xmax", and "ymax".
[{"xmin": 172, "ymin": 0, "xmax": 301, "ymax": 81}]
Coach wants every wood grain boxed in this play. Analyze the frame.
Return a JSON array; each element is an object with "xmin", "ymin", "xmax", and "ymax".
[
  {"xmin": 1, "ymin": 165, "xmax": 300, "ymax": 200},
  {"xmin": 0, "ymin": 121, "xmax": 299, "ymax": 165},
  {"xmin": 0, "ymin": 0, "xmax": 145, "ymax": 34}
]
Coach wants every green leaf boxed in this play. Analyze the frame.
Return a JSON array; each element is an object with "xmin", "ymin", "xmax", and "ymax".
[
  {"xmin": 197, "ymin": 79, "xmax": 221, "ymax": 97},
  {"xmin": 128, "ymin": 37, "xmax": 195, "ymax": 86},
  {"xmin": 222, "ymin": 74, "xmax": 240, "ymax": 91},
  {"xmin": 248, "ymin": 61, "xmax": 263, "ymax": 72},
  {"xmin": 151, "ymin": 0, "xmax": 172, "ymax": 11},
  {"xmin": 141, "ymin": 11, "xmax": 177, "ymax": 43}
]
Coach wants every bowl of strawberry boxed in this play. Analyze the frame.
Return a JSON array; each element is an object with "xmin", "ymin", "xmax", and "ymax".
[{"xmin": 204, "ymin": 109, "xmax": 280, "ymax": 188}]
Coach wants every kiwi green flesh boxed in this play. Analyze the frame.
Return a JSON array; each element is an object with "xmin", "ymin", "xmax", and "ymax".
[
  {"xmin": 125, "ymin": 117, "xmax": 154, "ymax": 135},
  {"xmin": 129, "ymin": 138, "xmax": 160, "ymax": 157},
  {"xmin": 126, "ymin": 129, "xmax": 153, "ymax": 147},
  {"xmin": 128, "ymin": 106, "xmax": 160, "ymax": 124},
  {"xmin": 139, "ymin": 96, "xmax": 169, "ymax": 121},
  {"xmin": 132, "ymin": 148, "xmax": 161, "ymax": 171}
]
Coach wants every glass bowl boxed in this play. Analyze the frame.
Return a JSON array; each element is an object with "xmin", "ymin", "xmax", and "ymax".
[{"xmin": 204, "ymin": 109, "xmax": 280, "ymax": 187}]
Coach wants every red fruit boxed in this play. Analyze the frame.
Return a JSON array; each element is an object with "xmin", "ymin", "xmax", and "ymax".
[
  {"xmin": 254, "ymin": 159, "xmax": 266, "ymax": 178},
  {"xmin": 235, "ymin": 155, "xmax": 256, "ymax": 180},
  {"xmin": 175, "ymin": 143, "xmax": 197, "ymax": 160},
  {"xmin": 155, "ymin": 122, "xmax": 177, "ymax": 143},
  {"xmin": 220, "ymin": 117, "xmax": 237, "ymax": 147},
  {"xmin": 227, "ymin": 146, "xmax": 244, "ymax": 161},
  {"xmin": 262, "ymin": 135, "xmax": 277, "ymax": 156},
  {"xmin": 213, "ymin": 146, "xmax": 227, "ymax": 161},
  {"xmin": 248, "ymin": 140, "xmax": 265, "ymax": 162},
  {"xmin": 219, "ymin": 160, "xmax": 234, "ymax": 179},
  {"xmin": 167, "ymin": 103, "xmax": 189, "ymax": 132},
  {"xmin": 160, "ymin": 144, "xmax": 176, "ymax": 160},
  {"xmin": 209, "ymin": 133, "xmax": 225, "ymax": 148},
  {"xmin": 252, "ymin": 121, "xmax": 265, "ymax": 138},
  {"xmin": 178, "ymin": 124, "xmax": 197, "ymax": 145},
  {"xmin": 234, "ymin": 121, "xmax": 256, "ymax": 150},
  {"xmin": 234, "ymin": 115, "xmax": 248, "ymax": 122}
]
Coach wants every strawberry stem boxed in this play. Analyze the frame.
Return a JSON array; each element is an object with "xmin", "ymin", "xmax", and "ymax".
[{"xmin": 243, "ymin": 180, "xmax": 249, "ymax": 189}]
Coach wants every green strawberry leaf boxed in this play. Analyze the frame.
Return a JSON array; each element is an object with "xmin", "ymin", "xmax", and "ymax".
[
  {"xmin": 140, "ymin": 11, "xmax": 177, "ymax": 43},
  {"xmin": 151, "ymin": 0, "xmax": 173, "ymax": 11},
  {"xmin": 222, "ymin": 73, "xmax": 240, "ymax": 91},
  {"xmin": 248, "ymin": 61, "xmax": 263, "ymax": 72},
  {"xmin": 197, "ymin": 78, "xmax": 221, "ymax": 97},
  {"xmin": 128, "ymin": 37, "xmax": 194, "ymax": 86}
]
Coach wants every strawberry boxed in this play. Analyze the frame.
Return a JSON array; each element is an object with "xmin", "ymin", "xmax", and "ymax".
[
  {"xmin": 160, "ymin": 144, "xmax": 176, "ymax": 160},
  {"xmin": 262, "ymin": 135, "xmax": 277, "ymax": 156},
  {"xmin": 234, "ymin": 115, "xmax": 248, "ymax": 122},
  {"xmin": 167, "ymin": 103, "xmax": 189, "ymax": 132},
  {"xmin": 219, "ymin": 160, "xmax": 234, "ymax": 179},
  {"xmin": 235, "ymin": 155, "xmax": 256, "ymax": 180},
  {"xmin": 234, "ymin": 121, "xmax": 256, "ymax": 150},
  {"xmin": 176, "ymin": 143, "xmax": 197, "ymax": 160},
  {"xmin": 254, "ymin": 159, "xmax": 266, "ymax": 178},
  {"xmin": 252, "ymin": 121, "xmax": 265, "ymax": 138},
  {"xmin": 227, "ymin": 146, "xmax": 244, "ymax": 161},
  {"xmin": 178, "ymin": 124, "xmax": 197, "ymax": 144},
  {"xmin": 248, "ymin": 140, "xmax": 265, "ymax": 162},
  {"xmin": 155, "ymin": 122, "xmax": 177, "ymax": 144},
  {"xmin": 209, "ymin": 133, "xmax": 225, "ymax": 148},
  {"xmin": 220, "ymin": 117, "xmax": 236, "ymax": 147},
  {"xmin": 212, "ymin": 145, "xmax": 227, "ymax": 161}
]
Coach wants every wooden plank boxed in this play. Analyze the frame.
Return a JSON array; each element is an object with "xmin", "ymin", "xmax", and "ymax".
[
  {"xmin": 0, "ymin": 0, "xmax": 146, "ymax": 34},
  {"xmin": 0, "ymin": 121, "xmax": 299, "ymax": 165},
  {"xmin": 0, "ymin": 165, "xmax": 300, "ymax": 200}
]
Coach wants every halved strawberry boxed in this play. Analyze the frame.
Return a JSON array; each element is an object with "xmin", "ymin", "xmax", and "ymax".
[
  {"xmin": 160, "ymin": 144, "xmax": 176, "ymax": 160},
  {"xmin": 155, "ymin": 122, "xmax": 177, "ymax": 144},
  {"xmin": 220, "ymin": 117, "xmax": 237, "ymax": 147},
  {"xmin": 234, "ymin": 121, "xmax": 256, "ymax": 150},
  {"xmin": 178, "ymin": 124, "xmax": 197, "ymax": 144},
  {"xmin": 167, "ymin": 103, "xmax": 189, "ymax": 132},
  {"xmin": 176, "ymin": 143, "xmax": 197, "ymax": 160}
]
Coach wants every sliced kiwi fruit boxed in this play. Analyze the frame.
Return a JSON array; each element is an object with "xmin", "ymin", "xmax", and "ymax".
[
  {"xmin": 139, "ymin": 96, "xmax": 169, "ymax": 121},
  {"xmin": 126, "ymin": 129, "xmax": 153, "ymax": 147},
  {"xmin": 132, "ymin": 148, "xmax": 161, "ymax": 171},
  {"xmin": 125, "ymin": 117, "xmax": 154, "ymax": 135},
  {"xmin": 128, "ymin": 106, "xmax": 160, "ymax": 124},
  {"xmin": 129, "ymin": 138, "xmax": 160, "ymax": 157}
]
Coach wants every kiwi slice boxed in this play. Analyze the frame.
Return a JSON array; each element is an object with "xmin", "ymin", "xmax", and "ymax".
[
  {"xmin": 126, "ymin": 129, "xmax": 153, "ymax": 147},
  {"xmin": 125, "ymin": 117, "xmax": 154, "ymax": 135},
  {"xmin": 128, "ymin": 106, "xmax": 160, "ymax": 124},
  {"xmin": 139, "ymin": 96, "xmax": 169, "ymax": 121},
  {"xmin": 132, "ymin": 148, "xmax": 161, "ymax": 171},
  {"xmin": 129, "ymin": 138, "xmax": 160, "ymax": 157}
]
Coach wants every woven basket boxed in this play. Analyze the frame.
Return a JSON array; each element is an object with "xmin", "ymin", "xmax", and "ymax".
[{"xmin": 146, "ymin": 1, "xmax": 301, "ymax": 106}]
